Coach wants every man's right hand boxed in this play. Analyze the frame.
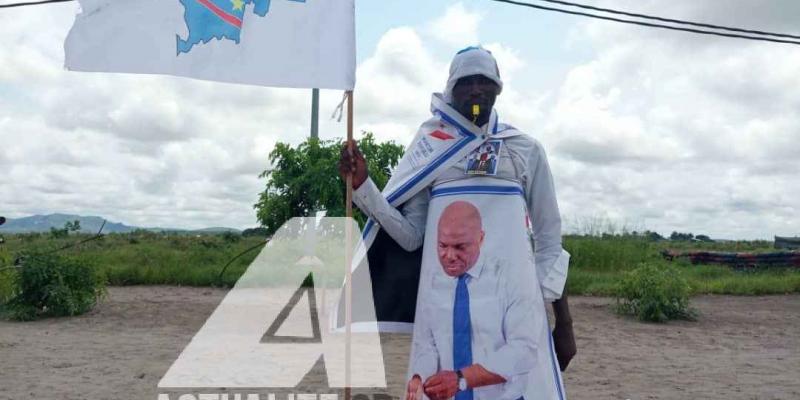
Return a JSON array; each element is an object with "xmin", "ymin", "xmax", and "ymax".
[
  {"xmin": 405, "ymin": 375, "xmax": 423, "ymax": 400},
  {"xmin": 338, "ymin": 139, "xmax": 368, "ymax": 190}
]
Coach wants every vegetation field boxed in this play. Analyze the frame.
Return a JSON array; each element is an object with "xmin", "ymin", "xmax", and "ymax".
[
  {"xmin": 563, "ymin": 235, "xmax": 800, "ymax": 296},
  {"xmin": 0, "ymin": 231, "xmax": 263, "ymax": 294},
  {"xmin": 1, "ymin": 230, "xmax": 799, "ymax": 302}
]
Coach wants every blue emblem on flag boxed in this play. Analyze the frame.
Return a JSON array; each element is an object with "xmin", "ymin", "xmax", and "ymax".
[{"xmin": 177, "ymin": 0, "xmax": 306, "ymax": 55}]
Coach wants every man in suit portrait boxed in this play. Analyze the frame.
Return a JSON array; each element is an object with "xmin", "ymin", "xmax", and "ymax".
[{"xmin": 406, "ymin": 200, "xmax": 560, "ymax": 400}]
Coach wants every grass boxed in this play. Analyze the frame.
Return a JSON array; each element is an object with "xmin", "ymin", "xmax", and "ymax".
[
  {"xmin": 0, "ymin": 231, "xmax": 798, "ymax": 297},
  {"xmin": 0, "ymin": 232, "xmax": 264, "ymax": 290},
  {"xmin": 0, "ymin": 245, "xmax": 17, "ymax": 303},
  {"xmin": 564, "ymin": 235, "xmax": 800, "ymax": 296}
]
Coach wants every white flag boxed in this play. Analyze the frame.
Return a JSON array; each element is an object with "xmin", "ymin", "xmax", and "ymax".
[{"xmin": 64, "ymin": 0, "xmax": 355, "ymax": 90}]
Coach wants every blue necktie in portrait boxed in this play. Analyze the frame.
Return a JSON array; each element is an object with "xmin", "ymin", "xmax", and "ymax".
[{"xmin": 453, "ymin": 274, "xmax": 474, "ymax": 400}]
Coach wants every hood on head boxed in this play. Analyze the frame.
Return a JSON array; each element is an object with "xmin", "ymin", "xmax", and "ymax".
[{"xmin": 443, "ymin": 46, "xmax": 503, "ymax": 103}]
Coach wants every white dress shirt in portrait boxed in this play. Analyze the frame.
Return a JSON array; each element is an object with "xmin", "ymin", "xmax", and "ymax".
[{"xmin": 408, "ymin": 252, "xmax": 560, "ymax": 400}]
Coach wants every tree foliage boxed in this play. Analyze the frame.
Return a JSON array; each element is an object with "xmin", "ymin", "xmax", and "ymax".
[
  {"xmin": 694, "ymin": 234, "xmax": 713, "ymax": 242},
  {"xmin": 50, "ymin": 227, "xmax": 68, "ymax": 239},
  {"xmin": 49, "ymin": 220, "xmax": 81, "ymax": 239},
  {"xmin": 670, "ymin": 231, "xmax": 695, "ymax": 241},
  {"xmin": 254, "ymin": 132, "xmax": 405, "ymax": 235},
  {"xmin": 65, "ymin": 220, "xmax": 81, "ymax": 233},
  {"xmin": 242, "ymin": 227, "xmax": 269, "ymax": 237}
]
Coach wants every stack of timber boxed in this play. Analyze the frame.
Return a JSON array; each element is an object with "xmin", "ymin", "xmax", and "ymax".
[
  {"xmin": 775, "ymin": 236, "xmax": 800, "ymax": 250},
  {"xmin": 661, "ymin": 249, "xmax": 800, "ymax": 268}
]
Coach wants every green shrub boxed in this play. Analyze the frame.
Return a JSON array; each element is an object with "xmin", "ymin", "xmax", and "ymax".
[
  {"xmin": 20, "ymin": 232, "xmax": 41, "ymax": 242},
  {"xmin": 614, "ymin": 263, "xmax": 696, "ymax": 322},
  {"xmin": 0, "ymin": 247, "xmax": 14, "ymax": 304},
  {"xmin": 242, "ymin": 227, "xmax": 269, "ymax": 237},
  {"xmin": 221, "ymin": 231, "xmax": 241, "ymax": 243},
  {"xmin": 198, "ymin": 237, "xmax": 221, "ymax": 249},
  {"xmin": 1, "ymin": 252, "xmax": 106, "ymax": 321},
  {"xmin": 49, "ymin": 227, "xmax": 69, "ymax": 239}
]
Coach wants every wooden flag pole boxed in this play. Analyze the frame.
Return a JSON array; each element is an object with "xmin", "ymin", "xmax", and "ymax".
[
  {"xmin": 345, "ymin": 91, "xmax": 354, "ymax": 218},
  {"xmin": 310, "ymin": 88, "xmax": 320, "ymax": 139},
  {"xmin": 344, "ymin": 90, "xmax": 354, "ymax": 400}
]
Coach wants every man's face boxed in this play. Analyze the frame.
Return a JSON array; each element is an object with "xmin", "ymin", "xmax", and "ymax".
[
  {"xmin": 451, "ymin": 74, "xmax": 499, "ymax": 126},
  {"xmin": 437, "ymin": 218, "xmax": 484, "ymax": 277}
]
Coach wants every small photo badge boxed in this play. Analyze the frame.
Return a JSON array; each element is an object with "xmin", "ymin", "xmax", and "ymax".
[{"xmin": 465, "ymin": 140, "xmax": 502, "ymax": 175}]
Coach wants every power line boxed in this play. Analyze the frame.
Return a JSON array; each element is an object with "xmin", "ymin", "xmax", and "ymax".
[
  {"xmin": 2, "ymin": 0, "xmax": 799, "ymax": 46},
  {"xmin": 0, "ymin": 220, "xmax": 107, "ymax": 272},
  {"xmin": 216, "ymin": 239, "xmax": 267, "ymax": 284},
  {"xmin": 42, "ymin": 219, "xmax": 107, "ymax": 256},
  {"xmin": 0, "ymin": 0, "xmax": 73, "ymax": 8},
  {"xmin": 489, "ymin": 0, "xmax": 800, "ymax": 46},
  {"xmin": 533, "ymin": 0, "xmax": 800, "ymax": 40}
]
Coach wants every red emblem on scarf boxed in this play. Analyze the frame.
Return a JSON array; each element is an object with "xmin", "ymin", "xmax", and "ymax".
[{"xmin": 429, "ymin": 130, "xmax": 455, "ymax": 140}]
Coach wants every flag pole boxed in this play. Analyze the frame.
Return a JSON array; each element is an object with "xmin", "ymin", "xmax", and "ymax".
[
  {"xmin": 309, "ymin": 87, "xmax": 327, "ymax": 321},
  {"xmin": 310, "ymin": 88, "xmax": 320, "ymax": 139},
  {"xmin": 344, "ymin": 90, "xmax": 354, "ymax": 400}
]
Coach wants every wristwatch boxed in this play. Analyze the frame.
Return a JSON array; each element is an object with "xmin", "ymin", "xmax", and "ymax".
[{"xmin": 456, "ymin": 369, "xmax": 468, "ymax": 392}]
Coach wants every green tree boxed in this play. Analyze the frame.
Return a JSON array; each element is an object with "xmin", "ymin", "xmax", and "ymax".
[
  {"xmin": 242, "ymin": 227, "xmax": 269, "ymax": 237},
  {"xmin": 50, "ymin": 226, "xmax": 69, "ymax": 239},
  {"xmin": 695, "ymin": 234, "xmax": 713, "ymax": 242},
  {"xmin": 670, "ymin": 231, "xmax": 694, "ymax": 241},
  {"xmin": 644, "ymin": 230, "xmax": 665, "ymax": 241},
  {"xmin": 65, "ymin": 220, "xmax": 81, "ymax": 233},
  {"xmin": 254, "ymin": 132, "xmax": 404, "ymax": 235}
]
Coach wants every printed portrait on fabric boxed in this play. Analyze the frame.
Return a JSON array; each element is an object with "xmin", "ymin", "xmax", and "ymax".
[{"xmin": 409, "ymin": 176, "xmax": 566, "ymax": 399}]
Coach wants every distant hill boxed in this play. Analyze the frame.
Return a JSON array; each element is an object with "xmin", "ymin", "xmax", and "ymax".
[
  {"xmin": 191, "ymin": 227, "xmax": 242, "ymax": 233},
  {"xmin": 0, "ymin": 214, "xmax": 239, "ymax": 235},
  {"xmin": 0, "ymin": 213, "xmax": 135, "ymax": 234}
]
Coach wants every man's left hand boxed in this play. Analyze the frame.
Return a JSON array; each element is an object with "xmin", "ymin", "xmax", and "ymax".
[
  {"xmin": 552, "ymin": 321, "xmax": 576, "ymax": 371},
  {"xmin": 422, "ymin": 370, "xmax": 459, "ymax": 400}
]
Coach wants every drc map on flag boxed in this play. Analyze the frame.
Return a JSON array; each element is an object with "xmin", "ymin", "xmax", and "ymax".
[
  {"xmin": 65, "ymin": 0, "xmax": 355, "ymax": 90},
  {"xmin": 177, "ymin": 0, "xmax": 304, "ymax": 55}
]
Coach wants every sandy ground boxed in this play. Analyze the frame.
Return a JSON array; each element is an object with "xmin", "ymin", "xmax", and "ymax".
[{"xmin": 0, "ymin": 286, "xmax": 798, "ymax": 400}]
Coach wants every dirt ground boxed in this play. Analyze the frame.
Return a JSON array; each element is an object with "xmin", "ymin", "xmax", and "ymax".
[{"xmin": 0, "ymin": 286, "xmax": 798, "ymax": 400}]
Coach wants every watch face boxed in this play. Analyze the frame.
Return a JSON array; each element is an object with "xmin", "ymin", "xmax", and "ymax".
[{"xmin": 458, "ymin": 377, "xmax": 467, "ymax": 391}]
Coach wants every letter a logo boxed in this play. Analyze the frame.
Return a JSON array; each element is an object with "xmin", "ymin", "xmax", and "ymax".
[{"xmin": 158, "ymin": 218, "xmax": 386, "ymax": 389}]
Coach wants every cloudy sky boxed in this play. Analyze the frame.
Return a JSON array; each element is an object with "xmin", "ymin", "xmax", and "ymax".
[{"xmin": 1, "ymin": 0, "xmax": 798, "ymax": 239}]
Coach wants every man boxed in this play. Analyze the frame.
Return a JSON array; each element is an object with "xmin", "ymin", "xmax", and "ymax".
[
  {"xmin": 407, "ymin": 201, "xmax": 552, "ymax": 400},
  {"xmin": 338, "ymin": 46, "xmax": 575, "ymax": 371}
]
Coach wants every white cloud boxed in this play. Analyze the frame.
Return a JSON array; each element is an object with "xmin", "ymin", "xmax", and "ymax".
[
  {"xmin": 542, "ymin": 0, "xmax": 800, "ymax": 238},
  {"xmin": 483, "ymin": 43, "xmax": 524, "ymax": 83},
  {"xmin": 425, "ymin": 3, "xmax": 482, "ymax": 48},
  {"xmin": 352, "ymin": 26, "xmax": 446, "ymax": 146}
]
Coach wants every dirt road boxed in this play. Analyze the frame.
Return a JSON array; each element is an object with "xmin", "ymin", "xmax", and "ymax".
[{"xmin": 0, "ymin": 287, "xmax": 797, "ymax": 400}]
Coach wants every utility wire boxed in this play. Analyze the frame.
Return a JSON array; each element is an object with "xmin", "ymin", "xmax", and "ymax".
[
  {"xmin": 0, "ymin": 0, "xmax": 72, "ymax": 8},
  {"xmin": 532, "ymin": 0, "xmax": 800, "ymax": 40},
  {"xmin": 42, "ymin": 219, "xmax": 107, "ymax": 255},
  {"xmin": 216, "ymin": 239, "xmax": 268, "ymax": 284},
  {"xmin": 0, "ymin": 220, "xmax": 107, "ymax": 272},
  {"xmin": 489, "ymin": 0, "xmax": 800, "ymax": 46},
  {"xmin": 3, "ymin": 0, "xmax": 800, "ymax": 45}
]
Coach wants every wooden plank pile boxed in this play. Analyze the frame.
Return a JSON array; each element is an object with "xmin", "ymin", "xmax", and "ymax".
[
  {"xmin": 661, "ymin": 249, "xmax": 800, "ymax": 268},
  {"xmin": 775, "ymin": 236, "xmax": 800, "ymax": 250}
]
